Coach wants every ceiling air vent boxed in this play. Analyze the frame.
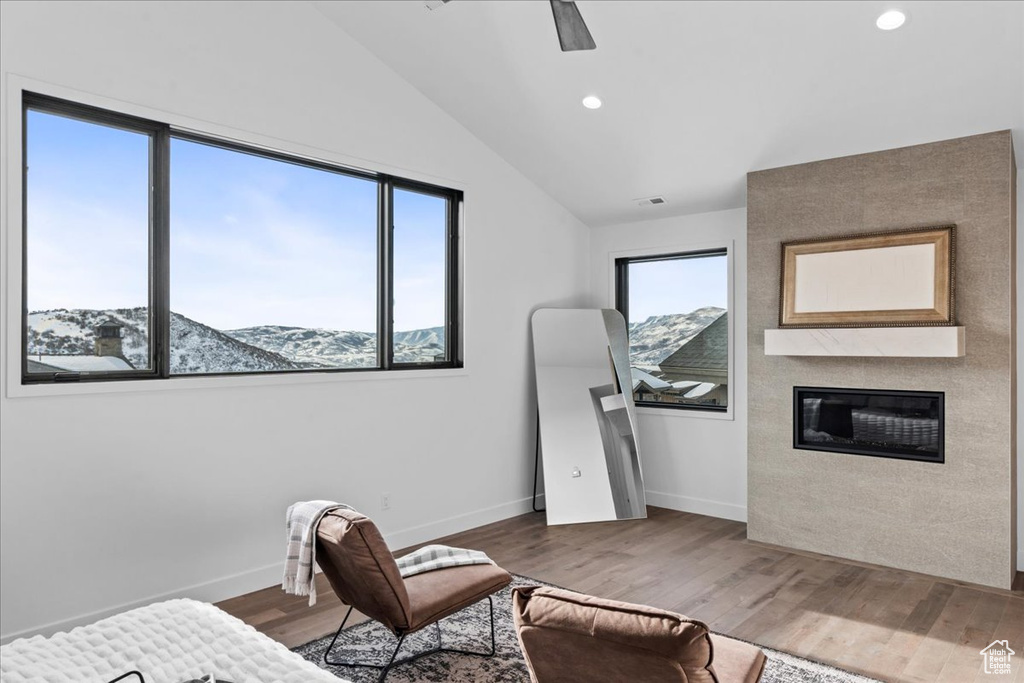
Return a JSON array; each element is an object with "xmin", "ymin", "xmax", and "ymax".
[{"xmin": 635, "ymin": 196, "xmax": 667, "ymax": 207}]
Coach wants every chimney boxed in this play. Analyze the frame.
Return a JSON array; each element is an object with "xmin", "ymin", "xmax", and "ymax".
[{"xmin": 94, "ymin": 319, "xmax": 124, "ymax": 358}]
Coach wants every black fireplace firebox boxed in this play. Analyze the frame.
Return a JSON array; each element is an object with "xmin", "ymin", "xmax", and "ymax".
[{"xmin": 793, "ymin": 387, "xmax": 944, "ymax": 463}]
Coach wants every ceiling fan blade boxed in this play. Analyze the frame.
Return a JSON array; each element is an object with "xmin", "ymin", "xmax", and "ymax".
[{"xmin": 549, "ymin": 0, "xmax": 596, "ymax": 52}]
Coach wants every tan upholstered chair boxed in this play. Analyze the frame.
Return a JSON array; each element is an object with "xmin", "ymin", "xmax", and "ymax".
[
  {"xmin": 512, "ymin": 586, "xmax": 766, "ymax": 683},
  {"xmin": 315, "ymin": 508, "xmax": 512, "ymax": 682}
]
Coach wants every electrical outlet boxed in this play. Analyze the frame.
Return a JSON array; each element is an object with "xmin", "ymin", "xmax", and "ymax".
[{"xmin": 381, "ymin": 492, "xmax": 392, "ymax": 511}]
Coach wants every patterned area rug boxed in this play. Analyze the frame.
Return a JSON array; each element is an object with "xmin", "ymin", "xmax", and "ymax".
[{"xmin": 294, "ymin": 574, "xmax": 881, "ymax": 682}]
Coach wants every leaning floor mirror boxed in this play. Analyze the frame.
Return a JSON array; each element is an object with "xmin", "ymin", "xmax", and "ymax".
[{"xmin": 531, "ymin": 308, "xmax": 647, "ymax": 525}]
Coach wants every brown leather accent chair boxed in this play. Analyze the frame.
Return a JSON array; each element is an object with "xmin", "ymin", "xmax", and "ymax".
[
  {"xmin": 315, "ymin": 508, "xmax": 512, "ymax": 682},
  {"xmin": 512, "ymin": 586, "xmax": 766, "ymax": 683}
]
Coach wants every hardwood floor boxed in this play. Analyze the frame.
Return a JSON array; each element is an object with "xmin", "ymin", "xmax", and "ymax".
[{"xmin": 217, "ymin": 507, "xmax": 1024, "ymax": 682}]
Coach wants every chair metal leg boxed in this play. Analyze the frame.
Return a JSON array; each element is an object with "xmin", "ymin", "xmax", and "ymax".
[
  {"xmin": 322, "ymin": 596, "xmax": 498, "ymax": 682},
  {"xmin": 432, "ymin": 595, "xmax": 497, "ymax": 658},
  {"xmin": 376, "ymin": 633, "xmax": 410, "ymax": 683}
]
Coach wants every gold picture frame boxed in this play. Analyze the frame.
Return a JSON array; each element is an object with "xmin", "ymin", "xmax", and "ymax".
[{"xmin": 779, "ymin": 225, "xmax": 956, "ymax": 328}]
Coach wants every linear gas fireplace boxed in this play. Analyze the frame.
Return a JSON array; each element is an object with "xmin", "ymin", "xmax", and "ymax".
[{"xmin": 794, "ymin": 387, "xmax": 944, "ymax": 463}]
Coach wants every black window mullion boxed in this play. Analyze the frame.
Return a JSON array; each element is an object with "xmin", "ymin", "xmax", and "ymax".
[
  {"xmin": 444, "ymin": 194, "xmax": 453, "ymax": 364},
  {"xmin": 152, "ymin": 127, "xmax": 171, "ymax": 379},
  {"xmin": 446, "ymin": 191, "xmax": 461, "ymax": 366},
  {"xmin": 378, "ymin": 177, "xmax": 394, "ymax": 370},
  {"xmin": 20, "ymin": 98, "xmax": 29, "ymax": 384}
]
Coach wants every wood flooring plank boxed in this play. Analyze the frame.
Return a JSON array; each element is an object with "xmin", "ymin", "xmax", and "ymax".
[
  {"xmin": 904, "ymin": 582, "xmax": 958, "ymax": 636},
  {"xmin": 899, "ymin": 586, "xmax": 985, "ymax": 683},
  {"xmin": 983, "ymin": 596, "xmax": 1024, "ymax": 683},
  {"xmin": 799, "ymin": 568, "xmax": 906, "ymax": 670},
  {"xmin": 935, "ymin": 591, "xmax": 1007, "ymax": 683},
  {"xmin": 833, "ymin": 574, "xmax": 935, "ymax": 678},
  {"xmin": 709, "ymin": 558, "xmax": 816, "ymax": 636}
]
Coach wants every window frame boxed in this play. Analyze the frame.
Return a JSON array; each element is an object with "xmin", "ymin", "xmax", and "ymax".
[
  {"xmin": 387, "ymin": 178, "xmax": 462, "ymax": 370},
  {"xmin": 20, "ymin": 92, "xmax": 463, "ymax": 385},
  {"xmin": 614, "ymin": 247, "xmax": 731, "ymax": 414}
]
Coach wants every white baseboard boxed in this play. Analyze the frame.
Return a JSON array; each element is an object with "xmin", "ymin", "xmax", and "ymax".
[
  {"xmin": 644, "ymin": 490, "xmax": 747, "ymax": 523},
  {"xmin": 0, "ymin": 561, "xmax": 283, "ymax": 645},
  {"xmin": 0, "ymin": 495, "xmax": 541, "ymax": 645},
  {"xmin": 382, "ymin": 495, "xmax": 538, "ymax": 551}
]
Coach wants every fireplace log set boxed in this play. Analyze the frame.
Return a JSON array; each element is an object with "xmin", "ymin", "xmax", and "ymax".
[{"xmin": 794, "ymin": 387, "xmax": 943, "ymax": 463}]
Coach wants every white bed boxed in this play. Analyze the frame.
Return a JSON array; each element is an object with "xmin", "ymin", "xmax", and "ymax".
[{"xmin": 0, "ymin": 599, "xmax": 349, "ymax": 683}]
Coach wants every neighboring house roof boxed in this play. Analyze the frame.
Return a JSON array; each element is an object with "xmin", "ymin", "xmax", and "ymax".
[
  {"xmin": 683, "ymin": 382, "xmax": 718, "ymax": 399},
  {"xmin": 27, "ymin": 359, "xmax": 72, "ymax": 373},
  {"xmin": 631, "ymin": 367, "xmax": 671, "ymax": 392},
  {"xmin": 34, "ymin": 355, "xmax": 133, "ymax": 372},
  {"xmin": 659, "ymin": 313, "xmax": 728, "ymax": 372}
]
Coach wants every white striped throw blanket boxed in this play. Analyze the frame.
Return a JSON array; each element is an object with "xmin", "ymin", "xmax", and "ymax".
[
  {"xmin": 283, "ymin": 500, "xmax": 353, "ymax": 606},
  {"xmin": 396, "ymin": 544, "xmax": 494, "ymax": 578}
]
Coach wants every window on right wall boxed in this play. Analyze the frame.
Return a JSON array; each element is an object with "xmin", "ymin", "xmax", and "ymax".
[{"xmin": 614, "ymin": 249, "xmax": 729, "ymax": 411}]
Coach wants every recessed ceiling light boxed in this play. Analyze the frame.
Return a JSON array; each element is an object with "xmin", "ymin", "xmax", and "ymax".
[
  {"xmin": 582, "ymin": 95, "xmax": 602, "ymax": 110},
  {"xmin": 876, "ymin": 9, "xmax": 906, "ymax": 31}
]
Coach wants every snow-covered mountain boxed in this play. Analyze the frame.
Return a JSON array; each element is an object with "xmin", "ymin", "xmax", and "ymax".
[
  {"xmin": 27, "ymin": 305, "xmax": 717, "ymax": 374},
  {"xmin": 394, "ymin": 327, "xmax": 444, "ymax": 350},
  {"xmin": 26, "ymin": 308, "xmax": 447, "ymax": 373},
  {"xmin": 27, "ymin": 308, "xmax": 306, "ymax": 373},
  {"xmin": 393, "ymin": 327, "xmax": 445, "ymax": 363},
  {"xmin": 170, "ymin": 315, "xmax": 308, "ymax": 373},
  {"xmin": 224, "ymin": 325, "xmax": 376, "ymax": 368},
  {"xmin": 627, "ymin": 307, "xmax": 725, "ymax": 369},
  {"xmin": 224, "ymin": 325, "xmax": 445, "ymax": 365}
]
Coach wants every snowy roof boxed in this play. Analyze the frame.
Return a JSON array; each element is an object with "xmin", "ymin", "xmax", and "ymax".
[
  {"xmin": 631, "ymin": 367, "xmax": 671, "ymax": 391},
  {"xmin": 34, "ymin": 355, "xmax": 134, "ymax": 372},
  {"xmin": 27, "ymin": 359, "xmax": 70, "ymax": 373},
  {"xmin": 683, "ymin": 382, "xmax": 718, "ymax": 399}
]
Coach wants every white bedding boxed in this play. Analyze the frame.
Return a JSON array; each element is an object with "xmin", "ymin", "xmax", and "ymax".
[{"xmin": 0, "ymin": 599, "xmax": 348, "ymax": 683}]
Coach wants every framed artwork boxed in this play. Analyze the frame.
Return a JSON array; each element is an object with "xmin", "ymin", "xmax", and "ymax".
[{"xmin": 779, "ymin": 225, "xmax": 955, "ymax": 328}]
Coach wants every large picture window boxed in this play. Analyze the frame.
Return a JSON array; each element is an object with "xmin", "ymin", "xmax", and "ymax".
[
  {"xmin": 615, "ymin": 249, "xmax": 729, "ymax": 411},
  {"xmin": 22, "ymin": 93, "xmax": 462, "ymax": 383}
]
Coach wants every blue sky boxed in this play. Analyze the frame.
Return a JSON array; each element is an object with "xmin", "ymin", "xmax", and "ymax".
[
  {"xmin": 627, "ymin": 255, "xmax": 728, "ymax": 322},
  {"xmin": 393, "ymin": 188, "xmax": 446, "ymax": 334},
  {"xmin": 26, "ymin": 110, "xmax": 447, "ymax": 333},
  {"xmin": 26, "ymin": 111, "xmax": 150, "ymax": 318}
]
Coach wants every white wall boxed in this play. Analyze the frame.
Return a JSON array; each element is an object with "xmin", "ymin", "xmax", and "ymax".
[
  {"xmin": 589, "ymin": 208, "xmax": 747, "ymax": 522},
  {"xmin": 0, "ymin": 1, "xmax": 590, "ymax": 641}
]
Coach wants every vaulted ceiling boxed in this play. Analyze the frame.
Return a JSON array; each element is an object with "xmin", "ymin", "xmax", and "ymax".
[{"xmin": 315, "ymin": 1, "xmax": 1024, "ymax": 227}]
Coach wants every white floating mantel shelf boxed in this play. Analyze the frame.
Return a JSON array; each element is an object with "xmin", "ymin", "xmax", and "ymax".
[{"xmin": 764, "ymin": 327, "xmax": 965, "ymax": 358}]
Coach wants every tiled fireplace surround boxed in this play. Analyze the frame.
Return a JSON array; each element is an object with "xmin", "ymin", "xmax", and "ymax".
[{"xmin": 746, "ymin": 131, "xmax": 1017, "ymax": 589}]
